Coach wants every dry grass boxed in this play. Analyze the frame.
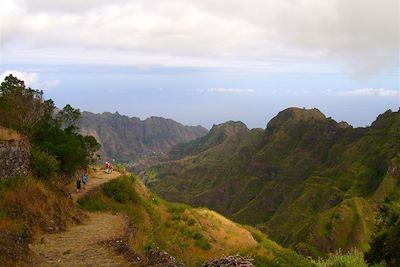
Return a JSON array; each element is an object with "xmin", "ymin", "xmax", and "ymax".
[
  {"xmin": 195, "ymin": 209, "xmax": 257, "ymax": 250},
  {"xmin": 0, "ymin": 126, "xmax": 21, "ymax": 141},
  {"xmin": 2, "ymin": 177, "xmax": 83, "ymax": 235},
  {"xmin": 0, "ymin": 176, "xmax": 84, "ymax": 265}
]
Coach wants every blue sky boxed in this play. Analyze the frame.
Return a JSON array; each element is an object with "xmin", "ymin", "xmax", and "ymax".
[{"xmin": 1, "ymin": 0, "xmax": 399, "ymax": 129}]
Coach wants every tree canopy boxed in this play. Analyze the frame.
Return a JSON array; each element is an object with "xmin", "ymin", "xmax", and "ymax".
[{"xmin": 0, "ymin": 74, "xmax": 100, "ymax": 176}]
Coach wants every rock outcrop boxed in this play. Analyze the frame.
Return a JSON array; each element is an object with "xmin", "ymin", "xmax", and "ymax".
[
  {"xmin": 202, "ymin": 255, "xmax": 254, "ymax": 267},
  {"xmin": 146, "ymin": 249, "xmax": 185, "ymax": 267},
  {"xmin": 0, "ymin": 127, "xmax": 30, "ymax": 177}
]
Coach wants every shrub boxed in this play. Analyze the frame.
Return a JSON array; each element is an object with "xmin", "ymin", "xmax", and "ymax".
[
  {"xmin": 195, "ymin": 235, "xmax": 212, "ymax": 250},
  {"xmin": 102, "ymin": 177, "xmax": 137, "ymax": 203},
  {"xmin": 115, "ymin": 163, "xmax": 126, "ymax": 173},
  {"xmin": 30, "ymin": 147, "xmax": 59, "ymax": 179},
  {"xmin": 313, "ymin": 250, "xmax": 384, "ymax": 267},
  {"xmin": 366, "ymin": 223, "xmax": 400, "ymax": 267},
  {"xmin": 181, "ymin": 228, "xmax": 212, "ymax": 250},
  {"xmin": 168, "ymin": 203, "xmax": 189, "ymax": 214},
  {"xmin": 254, "ymin": 255, "xmax": 272, "ymax": 267},
  {"xmin": 186, "ymin": 217, "xmax": 196, "ymax": 226}
]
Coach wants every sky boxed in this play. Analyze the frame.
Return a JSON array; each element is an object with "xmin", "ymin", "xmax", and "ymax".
[{"xmin": 0, "ymin": 0, "xmax": 399, "ymax": 129}]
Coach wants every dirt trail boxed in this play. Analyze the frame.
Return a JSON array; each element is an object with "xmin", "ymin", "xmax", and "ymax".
[
  {"xmin": 31, "ymin": 170, "xmax": 135, "ymax": 266},
  {"xmin": 71, "ymin": 170, "xmax": 122, "ymax": 202}
]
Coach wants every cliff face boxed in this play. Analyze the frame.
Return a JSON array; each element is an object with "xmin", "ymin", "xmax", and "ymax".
[
  {"xmin": 79, "ymin": 111, "xmax": 207, "ymax": 163},
  {"xmin": 0, "ymin": 127, "xmax": 30, "ymax": 178}
]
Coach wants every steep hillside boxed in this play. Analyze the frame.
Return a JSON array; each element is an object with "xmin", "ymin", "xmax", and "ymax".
[
  {"xmin": 78, "ymin": 174, "xmax": 312, "ymax": 266},
  {"xmin": 167, "ymin": 121, "xmax": 249, "ymax": 160},
  {"xmin": 142, "ymin": 107, "xmax": 400, "ymax": 257},
  {"xmin": 80, "ymin": 111, "xmax": 207, "ymax": 163},
  {"xmin": 0, "ymin": 176, "xmax": 85, "ymax": 265}
]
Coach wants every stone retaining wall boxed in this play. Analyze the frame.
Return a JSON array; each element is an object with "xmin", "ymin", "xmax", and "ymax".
[{"xmin": 0, "ymin": 138, "xmax": 30, "ymax": 177}]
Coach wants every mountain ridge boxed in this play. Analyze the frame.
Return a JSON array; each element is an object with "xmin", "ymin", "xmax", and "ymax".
[
  {"xmin": 79, "ymin": 111, "xmax": 208, "ymax": 163},
  {"xmin": 141, "ymin": 107, "xmax": 400, "ymax": 258}
]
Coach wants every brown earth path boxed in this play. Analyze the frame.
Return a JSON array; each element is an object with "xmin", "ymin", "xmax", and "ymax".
[
  {"xmin": 71, "ymin": 169, "xmax": 122, "ymax": 202},
  {"xmin": 31, "ymin": 170, "xmax": 136, "ymax": 267}
]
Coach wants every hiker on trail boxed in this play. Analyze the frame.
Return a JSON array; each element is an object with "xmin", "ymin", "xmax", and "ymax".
[
  {"xmin": 105, "ymin": 161, "xmax": 110, "ymax": 174},
  {"xmin": 76, "ymin": 177, "xmax": 82, "ymax": 192},
  {"xmin": 82, "ymin": 174, "xmax": 88, "ymax": 189}
]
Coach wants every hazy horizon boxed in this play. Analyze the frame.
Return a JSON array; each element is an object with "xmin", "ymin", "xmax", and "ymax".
[{"xmin": 1, "ymin": 0, "xmax": 399, "ymax": 129}]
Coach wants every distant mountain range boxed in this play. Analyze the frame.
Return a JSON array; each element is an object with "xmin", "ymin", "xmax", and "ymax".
[
  {"xmin": 79, "ymin": 111, "xmax": 207, "ymax": 163},
  {"xmin": 141, "ymin": 107, "xmax": 400, "ymax": 257}
]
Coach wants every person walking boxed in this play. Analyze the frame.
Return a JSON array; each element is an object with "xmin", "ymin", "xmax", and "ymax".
[
  {"xmin": 76, "ymin": 177, "xmax": 81, "ymax": 192},
  {"xmin": 82, "ymin": 174, "xmax": 88, "ymax": 189},
  {"xmin": 105, "ymin": 161, "xmax": 110, "ymax": 174}
]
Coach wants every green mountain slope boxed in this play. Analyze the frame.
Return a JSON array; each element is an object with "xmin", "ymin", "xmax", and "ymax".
[
  {"xmin": 167, "ymin": 121, "xmax": 249, "ymax": 160},
  {"xmin": 142, "ymin": 107, "xmax": 400, "ymax": 257}
]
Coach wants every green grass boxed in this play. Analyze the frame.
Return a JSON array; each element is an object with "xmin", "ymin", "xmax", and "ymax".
[
  {"xmin": 145, "ymin": 109, "xmax": 400, "ymax": 258},
  {"xmin": 103, "ymin": 176, "xmax": 138, "ymax": 203},
  {"xmin": 313, "ymin": 250, "xmax": 385, "ymax": 267}
]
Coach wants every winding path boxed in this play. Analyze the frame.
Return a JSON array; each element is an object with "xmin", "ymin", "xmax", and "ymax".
[{"xmin": 31, "ymin": 170, "xmax": 135, "ymax": 267}]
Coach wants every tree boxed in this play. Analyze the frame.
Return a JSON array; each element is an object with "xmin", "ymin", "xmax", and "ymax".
[
  {"xmin": 365, "ymin": 200, "xmax": 400, "ymax": 267},
  {"xmin": 0, "ymin": 74, "xmax": 101, "ymax": 175},
  {"xmin": 81, "ymin": 135, "xmax": 101, "ymax": 162},
  {"xmin": 56, "ymin": 104, "xmax": 81, "ymax": 131},
  {"xmin": 0, "ymin": 74, "xmax": 48, "ymax": 133}
]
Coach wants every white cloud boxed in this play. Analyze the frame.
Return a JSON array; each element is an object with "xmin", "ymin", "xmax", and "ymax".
[
  {"xmin": 201, "ymin": 88, "xmax": 255, "ymax": 93},
  {"xmin": 0, "ymin": 70, "xmax": 61, "ymax": 90},
  {"xmin": 0, "ymin": 70, "xmax": 39, "ymax": 87},
  {"xmin": 1, "ymin": 0, "xmax": 398, "ymax": 75},
  {"xmin": 339, "ymin": 88, "xmax": 400, "ymax": 98}
]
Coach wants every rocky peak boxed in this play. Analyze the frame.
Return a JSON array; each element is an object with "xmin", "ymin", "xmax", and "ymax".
[
  {"xmin": 266, "ymin": 107, "xmax": 327, "ymax": 129},
  {"xmin": 209, "ymin": 121, "xmax": 248, "ymax": 138}
]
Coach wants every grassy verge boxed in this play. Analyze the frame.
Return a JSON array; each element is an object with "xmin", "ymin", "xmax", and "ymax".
[{"xmin": 0, "ymin": 176, "xmax": 83, "ymax": 265}]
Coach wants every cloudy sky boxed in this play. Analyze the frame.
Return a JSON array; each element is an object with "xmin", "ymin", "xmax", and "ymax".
[{"xmin": 1, "ymin": 0, "xmax": 399, "ymax": 128}]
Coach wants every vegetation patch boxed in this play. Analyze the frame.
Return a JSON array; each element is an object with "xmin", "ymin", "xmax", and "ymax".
[
  {"xmin": 0, "ymin": 176, "xmax": 83, "ymax": 265},
  {"xmin": 103, "ymin": 177, "xmax": 138, "ymax": 203},
  {"xmin": 313, "ymin": 250, "xmax": 385, "ymax": 267}
]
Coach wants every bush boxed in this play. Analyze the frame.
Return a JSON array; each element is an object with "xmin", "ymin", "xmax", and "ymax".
[
  {"xmin": 30, "ymin": 147, "xmax": 59, "ymax": 179},
  {"xmin": 314, "ymin": 250, "xmax": 384, "ymax": 267},
  {"xmin": 168, "ymin": 203, "xmax": 189, "ymax": 214},
  {"xmin": 181, "ymin": 228, "xmax": 212, "ymax": 250},
  {"xmin": 32, "ymin": 122, "xmax": 91, "ymax": 173},
  {"xmin": 102, "ymin": 177, "xmax": 137, "ymax": 203},
  {"xmin": 195, "ymin": 235, "xmax": 212, "ymax": 250},
  {"xmin": 115, "ymin": 163, "xmax": 126, "ymax": 173},
  {"xmin": 366, "ymin": 223, "xmax": 400, "ymax": 267}
]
